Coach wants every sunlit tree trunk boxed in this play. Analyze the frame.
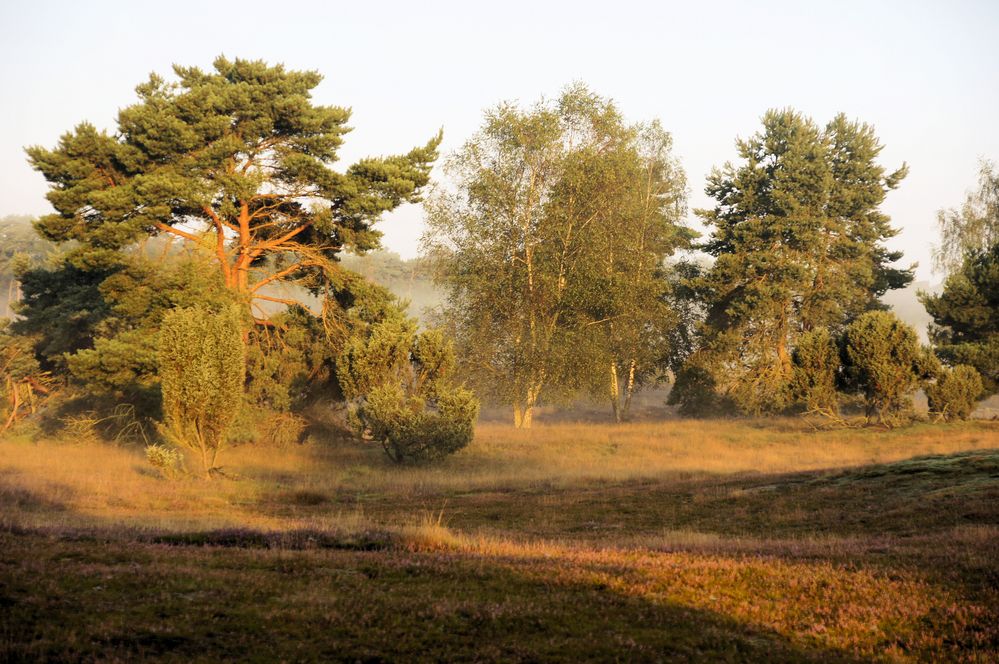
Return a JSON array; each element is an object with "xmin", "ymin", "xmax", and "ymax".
[
  {"xmin": 513, "ymin": 383, "xmax": 542, "ymax": 428},
  {"xmin": 609, "ymin": 362, "xmax": 621, "ymax": 422},
  {"xmin": 609, "ymin": 359, "xmax": 639, "ymax": 423}
]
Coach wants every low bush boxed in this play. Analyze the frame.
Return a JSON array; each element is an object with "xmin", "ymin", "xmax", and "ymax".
[
  {"xmin": 926, "ymin": 364, "xmax": 984, "ymax": 422},
  {"xmin": 840, "ymin": 311, "xmax": 939, "ymax": 427},
  {"xmin": 145, "ymin": 443, "xmax": 185, "ymax": 478},
  {"xmin": 356, "ymin": 384, "xmax": 479, "ymax": 463},
  {"xmin": 790, "ymin": 328, "xmax": 840, "ymax": 416},
  {"xmin": 339, "ymin": 315, "xmax": 480, "ymax": 463}
]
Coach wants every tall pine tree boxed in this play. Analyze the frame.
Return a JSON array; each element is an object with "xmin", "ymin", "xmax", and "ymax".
[
  {"xmin": 27, "ymin": 57, "xmax": 440, "ymax": 324},
  {"xmin": 671, "ymin": 109, "xmax": 911, "ymax": 415}
]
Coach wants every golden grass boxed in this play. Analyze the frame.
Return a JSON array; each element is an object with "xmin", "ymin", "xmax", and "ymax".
[
  {"xmin": 2, "ymin": 419, "xmax": 998, "ymax": 661},
  {"xmin": 1, "ymin": 419, "xmax": 997, "ymax": 534}
]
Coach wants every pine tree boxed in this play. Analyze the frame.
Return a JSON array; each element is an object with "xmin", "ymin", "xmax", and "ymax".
[
  {"xmin": 670, "ymin": 109, "xmax": 911, "ymax": 415},
  {"xmin": 921, "ymin": 243, "xmax": 999, "ymax": 395},
  {"xmin": 27, "ymin": 56, "xmax": 440, "ymax": 324}
]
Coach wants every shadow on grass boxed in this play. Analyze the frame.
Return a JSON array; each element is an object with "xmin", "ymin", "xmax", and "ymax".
[
  {"xmin": 2, "ymin": 448, "xmax": 997, "ymax": 660},
  {"xmin": 1, "ymin": 529, "xmax": 869, "ymax": 663}
]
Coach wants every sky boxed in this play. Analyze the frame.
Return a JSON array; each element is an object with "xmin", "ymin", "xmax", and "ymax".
[{"xmin": 1, "ymin": 0, "xmax": 997, "ymax": 282}]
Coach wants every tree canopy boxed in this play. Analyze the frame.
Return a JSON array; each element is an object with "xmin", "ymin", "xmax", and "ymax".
[
  {"xmin": 921, "ymin": 242, "xmax": 999, "ymax": 395},
  {"xmin": 27, "ymin": 56, "xmax": 441, "ymax": 323},
  {"xmin": 423, "ymin": 85, "xmax": 691, "ymax": 426},
  {"xmin": 670, "ymin": 109, "xmax": 912, "ymax": 415},
  {"xmin": 932, "ymin": 159, "xmax": 999, "ymax": 275}
]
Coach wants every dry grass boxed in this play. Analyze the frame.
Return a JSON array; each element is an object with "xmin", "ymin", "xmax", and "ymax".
[
  {"xmin": 0, "ymin": 420, "xmax": 989, "ymax": 531},
  {"xmin": 2, "ymin": 418, "xmax": 998, "ymax": 661}
]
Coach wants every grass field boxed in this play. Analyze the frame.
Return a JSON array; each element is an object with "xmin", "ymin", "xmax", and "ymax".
[{"xmin": 2, "ymin": 419, "xmax": 998, "ymax": 661}]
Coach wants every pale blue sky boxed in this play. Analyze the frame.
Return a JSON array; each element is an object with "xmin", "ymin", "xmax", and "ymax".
[{"xmin": 2, "ymin": 0, "xmax": 997, "ymax": 280}]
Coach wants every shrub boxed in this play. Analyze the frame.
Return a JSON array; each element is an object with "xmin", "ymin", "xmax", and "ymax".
[
  {"xmin": 338, "ymin": 316, "xmax": 479, "ymax": 463},
  {"xmin": 59, "ymin": 403, "xmax": 152, "ymax": 446},
  {"xmin": 158, "ymin": 305, "xmax": 245, "ymax": 477},
  {"xmin": 791, "ymin": 328, "xmax": 840, "ymax": 416},
  {"xmin": 926, "ymin": 364, "xmax": 984, "ymax": 421},
  {"xmin": 667, "ymin": 363, "xmax": 735, "ymax": 417},
  {"xmin": 145, "ymin": 443, "xmax": 185, "ymax": 478},
  {"xmin": 228, "ymin": 406, "xmax": 309, "ymax": 446},
  {"xmin": 840, "ymin": 311, "xmax": 939, "ymax": 426},
  {"xmin": 358, "ymin": 384, "xmax": 479, "ymax": 463}
]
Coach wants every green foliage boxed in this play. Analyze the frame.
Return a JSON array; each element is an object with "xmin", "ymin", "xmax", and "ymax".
[
  {"xmin": 357, "ymin": 383, "xmax": 479, "ymax": 463},
  {"xmin": 12, "ymin": 260, "xmax": 113, "ymax": 372},
  {"xmin": 921, "ymin": 243, "xmax": 999, "ymax": 395},
  {"xmin": 67, "ymin": 252, "xmax": 235, "ymax": 393},
  {"xmin": 676, "ymin": 109, "xmax": 912, "ymax": 416},
  {"xmin": 932, "ymin": 159, "xmax": 999, "ymax": 275},
  {"xmin": 244, "ymin": 276, "xmax": 402, "ymax": 412},
  {"xmin": 925, "ymin": 365, "xmax": 984, "ymax": 422},
  {"xmin": 666, "ymin": 362, "xmax": 734, "ymax": 417},
  {"xmin": 424, "ymin": 84, "xmax": 690, "ymax": 426},
  {"xmin": 840, "ymin": 312, "xmax": 938, "ymax": 426},
  {"xmin": 337, "ymin": 315, "xmax": 417, "ymax": 402},
  {"xmin": 338, "ymin": 315, "xmax": 478, "ymax": 463},
  {"xmin": 244, "ymin": 306, "xmax": 335, "ymax": 412},
  {"xmin": 1, "ymin": 319, "xmax": 53, "ymax": 432},
  {"xmin": 144, "ymin": 443, "xmax": 185, "ymax": 478},
  {"xmin": 27, "ymin": 56, "xmax": 440, "ymax": 320},
  {"xmin": 790, "ymin": 327, "xmax": 841, "ymax": 416},
  {"xmin": 158, "ymin": 305, "xmax": 245, "ymax": 477}
]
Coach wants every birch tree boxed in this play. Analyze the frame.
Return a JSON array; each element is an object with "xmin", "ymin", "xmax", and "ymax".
[{"xmin": 423, "ymin": 85, "xmax": 689, "ymax": 426}]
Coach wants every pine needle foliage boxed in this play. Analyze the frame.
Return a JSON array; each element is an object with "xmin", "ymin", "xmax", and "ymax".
[
  {"xmin": 921, "ymin": 242, "xmax": 999, "ymax": 395},
  {"xmin": 338, "ymin": 316, "xmax": 479, "ymax": 463},
  {"xmin": 158, "ymin": 305, "xmax": 245, "ymax": 477},
  {"xmin": 26, "ymin": 56, "xmax": 440, "ymax": 323},
  {"xmin": 925, "ymin": 364, "xmax": 984, "ymax": 422},
  {"xmin": 840, "ymin": 311, "xmax": 938, "ymax": 427}
]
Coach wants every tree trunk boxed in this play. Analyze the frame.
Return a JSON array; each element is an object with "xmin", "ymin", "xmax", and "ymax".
[
  {"xmin": 610, "ymin": 359, "xmax": 638, "ymax": 423},
  {"xmin": 521, "ymin": 405, "xmax": 534, "ymax": 429},
  {"xmin": 3, "ymin": 379, "xmax": 21, "ymax": 432},
  {"xmin": 514, "ymin": 383, "xmax": 542, "ymax": 429},
  {"xmin": 4, "ymin": 278, "xmax": 15, "ymax": 318},
  {"xmin": 514, "ymin": 401, "xmax": 536, "ymax": 428},
  {"xmin": 622, "ymin": 359, "xmax": 637, "ymax": 421},
  {"xmin": 609, "ymin": 362, "xmax": 622, "ymax": 423}
]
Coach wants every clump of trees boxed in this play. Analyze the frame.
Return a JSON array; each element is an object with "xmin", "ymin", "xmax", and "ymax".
[
  {"xmin": 787, "ymin": 311, "xmax": 980, "ymax": 427},
  {"xmin": 669, "ymin": 110, "xmax": 913, "ymax": 416},
  {"xmin": 2, "ymin": 57, "xmax": 994, "ymax": 456},
  {"xmin": 2, "ymin": 57, "xmax": 475, "ymax": 470},
  {"xmin": 423, "ymin": 85, "xmax": 693, "ymax": 426}
]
